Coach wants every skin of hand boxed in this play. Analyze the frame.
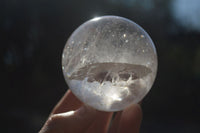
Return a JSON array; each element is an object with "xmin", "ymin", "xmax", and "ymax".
[{"xmin": 39, "ymin": 90, "xmax": 142, "ymax": 133}]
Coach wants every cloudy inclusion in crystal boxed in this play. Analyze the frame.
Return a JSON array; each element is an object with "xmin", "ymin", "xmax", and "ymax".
[{"xmin": 62, "ymin": 16, "xmax": 157, "ymax": 112}]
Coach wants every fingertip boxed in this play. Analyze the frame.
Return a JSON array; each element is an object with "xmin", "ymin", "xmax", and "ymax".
[
  {"xmin": 41, "ymin": 106, "xmax": 97, "ymax": 133},
  {"xmin": 86, "ymin": 111, "xmax": 113, "ymax": 133},
  {"xmin": 51, "ymin": 90, "xmax": 83, "ymax": 114},
  {"xmin": 123, "ymin": 104, "xmax": 142, "ymax": 118},
  {"xmin": 119, "ymin": 104, "xmax": 143, "ymax": 133}
]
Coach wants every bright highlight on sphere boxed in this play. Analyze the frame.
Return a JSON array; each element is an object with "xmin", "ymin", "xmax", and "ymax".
[{"xmin": 62, "ymin": 16, "xmax": 157, "ymax": 112}]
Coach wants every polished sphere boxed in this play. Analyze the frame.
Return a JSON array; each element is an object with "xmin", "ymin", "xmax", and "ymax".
[{"xmin": 62, "ymin": 16, "xmax": 157, "ymax": 112}]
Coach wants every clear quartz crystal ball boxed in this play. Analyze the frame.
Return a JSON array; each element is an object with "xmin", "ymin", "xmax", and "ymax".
[{"xmin": 62, "ymin": 16, "xmax": 157, "ymax": 112}]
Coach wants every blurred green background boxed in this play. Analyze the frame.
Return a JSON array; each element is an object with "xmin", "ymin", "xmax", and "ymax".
[{"xmin": 1, "ymin": 0, "xmax": 200, "ymax": 132}]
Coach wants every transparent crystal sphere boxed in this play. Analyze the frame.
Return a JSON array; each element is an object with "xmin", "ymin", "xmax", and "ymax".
[{"xmin": 62, "ymin": 16, "xmax": 157, "ymax": 112}]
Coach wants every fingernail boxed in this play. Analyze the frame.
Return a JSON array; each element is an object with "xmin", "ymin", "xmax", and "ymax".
[{"xmin": 75, "ymin": 105, "xmax": 96, "ymax": 116}]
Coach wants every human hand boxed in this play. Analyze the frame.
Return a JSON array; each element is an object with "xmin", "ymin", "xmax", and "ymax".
[{"xmin": 39, "ymin": 90, "xmax": 142, "ymax": 133}]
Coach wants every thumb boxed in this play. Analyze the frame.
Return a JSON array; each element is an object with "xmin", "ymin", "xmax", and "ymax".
[{"xmin": 39, "ymin": 105, "xmax": 97, "ymax": 133}]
